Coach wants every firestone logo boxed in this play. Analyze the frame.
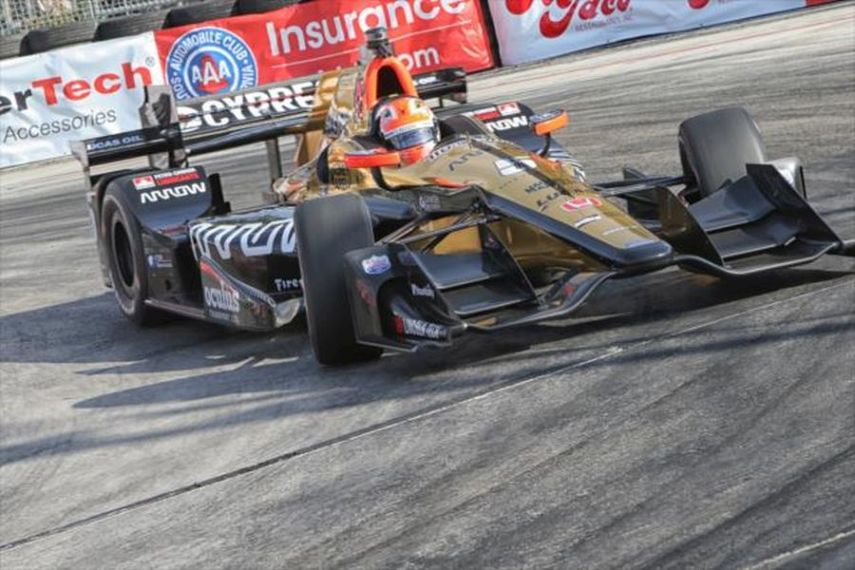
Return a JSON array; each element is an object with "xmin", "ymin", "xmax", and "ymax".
[
  {"xmin": 166, "ymin": 27, "xmax": 257, "ymax": 100},
  {"xmin": 505, "ymin": 0, "xmax": 631, "ymax": 38}
]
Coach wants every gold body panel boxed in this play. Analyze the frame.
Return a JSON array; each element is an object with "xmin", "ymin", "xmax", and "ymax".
[{"xmin": 274, "ymin": 60, "xmax": 661, "ymax": 274}]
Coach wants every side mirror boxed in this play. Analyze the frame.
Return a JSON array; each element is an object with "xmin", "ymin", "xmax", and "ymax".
[
  {"xmin": 531, "ymin": 109, "xmax": 569, "ymax": 136},
  {"xmin": 344, "ymin": 148, "xmax": 401, "ymax": 169},
  {"xmin": 531, "ymin": 109, "xmax": 568, "ymax": 157}
]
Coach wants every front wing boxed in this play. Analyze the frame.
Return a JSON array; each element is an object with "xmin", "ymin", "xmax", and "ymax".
[{"xmin": 341, "ymin": 163, "xmax": 853, "ymax": 352}]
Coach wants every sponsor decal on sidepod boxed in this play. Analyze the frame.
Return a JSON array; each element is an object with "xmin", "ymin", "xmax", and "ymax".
[
  {"xmin": 410, "ymin": 283, "xmax": 435, "ymax": 298},
  {"xmin": 190, "ymin": 220, "xmax": 296, "ymax": 260},
  {"xmin": 274, "ymin": 277, "xmax": 302, "ymax": 292},
  {"xmin": 200, "ymin": 259, "xmax": 241, "ymax": 314},
  {"xmin": 133, "ymin": 175, "xmax": 155, "ymax": 190},
  {"xmin": 362, "ymin": 254, "xmax": 391, "ymax": 275},
  {"xmin": 393, "ymin": 315, "xmax": 448, "ymax": 340},
  {"xmin": 139, "ymin": 182, "xmax": 207, "ymax": 204},
  {"xmin": 204, "ymin": 281, "xmax": 240, "ymax": 313}
]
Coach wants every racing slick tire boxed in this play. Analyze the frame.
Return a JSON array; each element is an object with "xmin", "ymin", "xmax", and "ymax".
[
  {"xmin": 679, "ymin": 107, "xmax": 767, "ymax": 198},
  {"xmin": 295, "ymin": 193, "xmax": 383, "ymax": 365},
  {"xmin": 101, "ymin": 186, "xmax": 168, "ymax": 326},
  {"xmin": 20, "ymin": 21, "xmax": 95, "ymax": 54}
]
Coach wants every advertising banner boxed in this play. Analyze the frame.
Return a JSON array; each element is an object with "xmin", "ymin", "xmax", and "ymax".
[
  {"xmin": 0, "ymin": 33, "xmax": 164, "ymax": 168},
  {"xmin": 489, "ymin": 0, "xmax": 807, "ymax": 66},
  {"xmin": 154, "ymin": 0, "xmax": 494, "ymax": 101}
]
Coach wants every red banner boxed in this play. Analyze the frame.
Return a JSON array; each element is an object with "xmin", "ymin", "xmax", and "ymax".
[{"xmin": 154, "ymin": 0, "xmax": 493, "ymax": 100}]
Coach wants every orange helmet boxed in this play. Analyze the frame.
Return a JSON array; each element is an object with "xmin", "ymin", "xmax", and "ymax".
[{"xmin": 374, "ymin": 96, "xmax": 439, "ymax": 165}]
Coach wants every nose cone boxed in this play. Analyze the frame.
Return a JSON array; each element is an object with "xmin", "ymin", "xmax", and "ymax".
[{"xmin": 555, "ymin": 194, "xmax": 672, "ymax": 266}]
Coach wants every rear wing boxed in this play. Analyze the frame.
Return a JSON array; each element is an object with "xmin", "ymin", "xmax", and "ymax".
[
  {"xmin": 177, "ymin": 67, "xmax": 466, "ymax": 138},
  {"xmin": 72, "ymin": 67, "xmax": 468, "ymax": 189}
]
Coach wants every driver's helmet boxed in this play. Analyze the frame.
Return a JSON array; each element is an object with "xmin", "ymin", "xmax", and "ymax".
[{"xmin": 374, "ymin": 96, "xmax": 439, "ymax": 165}]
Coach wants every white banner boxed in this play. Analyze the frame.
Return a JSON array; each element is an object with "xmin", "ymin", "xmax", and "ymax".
[
  {"xmin": 489, "ymin": 0, "xmax": 806, "ymax": 66},
  {"xmin": 0, "ymin": 33, "xmax": 164, "ymax": 168}
]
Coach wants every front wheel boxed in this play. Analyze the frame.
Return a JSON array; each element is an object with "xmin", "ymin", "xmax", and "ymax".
[
  {"xmin": 295, "ymin": 193, "xmax": 383, "ymax": 365},
  {"xmin": 679, "ymin": 107, "xmax": 767, "ymax": 198}
]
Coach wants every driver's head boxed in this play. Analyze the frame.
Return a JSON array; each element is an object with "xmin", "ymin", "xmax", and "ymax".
[{"xmin": 374, "ymin": 96, "xmax": 439, "ymax": 165}]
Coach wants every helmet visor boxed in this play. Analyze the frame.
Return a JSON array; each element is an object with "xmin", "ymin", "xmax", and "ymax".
[{"xmin": 386, "ymin": 125, "xmax": 438, "ymax": 150}]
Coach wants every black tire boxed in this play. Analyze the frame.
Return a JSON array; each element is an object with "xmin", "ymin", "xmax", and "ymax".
[
  {"xmin": 0, "ymin": 33, "xmax": 24, "ymax": 60},
  {"xmin": 164, "ymin": 0, "xmax": 237, "ymax": 28},
  {"xmin": 101, "ymin": 185, "xmax": 166, "ymax": 326},
  {"xmin": 234, "ymin": 0, "xmax": 300, "ymax": 15},
  {"xmin": 295, "ymin": 193, "xmax": 382, "ymax": 365},
  {"xmin": 679, "ymin": 107, "xmax": 767, "ymax": 198},
  {"xmin": 20, "ymin": 21, "xmax": 95, "ymax": 54},
  {"xmin": 95, "ymin": 11, "xmax": 168, "ymax": 41}
]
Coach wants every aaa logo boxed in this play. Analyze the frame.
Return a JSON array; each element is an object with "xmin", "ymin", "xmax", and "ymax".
[{"xmin": 166, "ymin": 27, "xmax": 257, "ymax": 100}]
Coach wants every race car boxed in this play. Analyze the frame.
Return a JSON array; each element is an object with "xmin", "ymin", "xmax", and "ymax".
[{"xmin": 73, "ymin": 27, "xmax": 853, "ymax": 365}]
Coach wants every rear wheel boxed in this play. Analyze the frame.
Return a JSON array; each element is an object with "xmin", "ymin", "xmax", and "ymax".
[
  {"xmin": 679, "ymin": 107, "xmax": 767, "ymax": 198},
  {"xmin": 295, "ymin": 193, "xmax": 382, "ymax": 365},
  {"xmin": 101, "ymin": 186, "xmax": 167, "ymax": 326}
]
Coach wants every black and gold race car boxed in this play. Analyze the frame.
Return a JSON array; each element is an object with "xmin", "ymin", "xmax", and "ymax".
[{"xmin": 74, "ymin": 28, "xmax": 853, "ymax": 365}]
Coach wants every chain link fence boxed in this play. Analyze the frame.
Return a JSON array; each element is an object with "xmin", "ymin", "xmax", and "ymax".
[{"xmin": 0, "ymin": 0, "xmax": 192, "ymax": 36}]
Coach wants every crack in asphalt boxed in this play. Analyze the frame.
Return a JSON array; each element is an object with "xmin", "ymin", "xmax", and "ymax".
[{"xmin": 1, "ymin": 278, "xmax": 852, "ymax": 553}]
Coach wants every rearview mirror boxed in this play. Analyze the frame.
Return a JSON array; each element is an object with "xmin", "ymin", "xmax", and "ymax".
[
  {"xmin": 344, "ymin": 149, "xmax": 402, "ymax": 169},
  {"xmin": 531, "ymin": 109, "xmax": 569, "ymax": 136}
]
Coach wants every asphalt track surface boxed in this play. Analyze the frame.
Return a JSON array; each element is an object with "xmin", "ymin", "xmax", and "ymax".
[{"xmin": 1, "ymin": 4, "xmax": 854, "ymax": 568}]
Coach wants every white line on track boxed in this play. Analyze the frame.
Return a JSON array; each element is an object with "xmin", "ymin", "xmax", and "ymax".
[{"xmin": 739, "ymin": 527, "xmax": 855, "ymax": 570}]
